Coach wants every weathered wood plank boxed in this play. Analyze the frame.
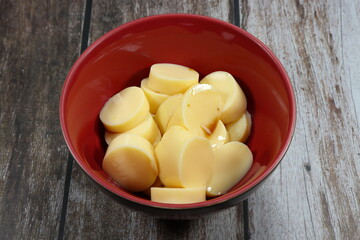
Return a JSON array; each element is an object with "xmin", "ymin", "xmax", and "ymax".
[
  {"xmin": 87, "ymin": 0, "xmax": 234, "ymax": 42},
  {"xmin": 63, "ymin": 1, "xmax": 245, "ymax": 239},
  {"xmin": 238, "ymin": 0, "xmax": 360, "ymax": 239},
  {"xmin": 342, "ymin": 0, "xmax": 360, "ymax": 129},
  {"xmin": 0, "ymin": 0, "xmax": 85, "ymax": 239}
]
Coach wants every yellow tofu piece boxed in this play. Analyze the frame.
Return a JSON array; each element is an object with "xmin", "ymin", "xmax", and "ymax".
[
  {"xmin": 154, "ymin": 94, "xmax": 183, "ymax": 134},
  {"xmin": 167, "ymin": 84, "xmax": 223, "ymax": 137},
  {"xmin": 200, "ymin": 71, "xmax": 247, "ymax": 124},
  {"xmin": 104, "ymin": 113, "xmax": 161, "ymax": 145},
  {"xmin": 155, "ymin": 126, "xmax": 214, "ymax": 188},
  {"xmin": 206, "ymin": 141, "xmax": 253, "ymax": 197},
  {"xmin": 102, "ymin": 133, "xmax": 158, "ymax": 192},
  {"xmin": 151, "ymin": 187, "xmax": 206, "ymax": 204},
  {"xmin": 226, "ymin": 111, "xmax": 252, "ymax": 142},
  {"xmin": 147, "ymin": 63, "xmax": 199, "ymax": 95},
  {"xmin": 141, "ymin": 78, "xmax": 170, "ymax": 114},
  {"xmin": 207, "ymin": 120, "xmax": 229, "ymax": 149},
  {"xmin": 99, "ymin": 87, "xmax": 149, "ymax": 132}
]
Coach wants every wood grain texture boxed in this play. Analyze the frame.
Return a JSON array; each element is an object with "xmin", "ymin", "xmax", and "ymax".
[
  {"xmin": 66, "ymin": 165, "xmax": 244, "ymax": 240},
  {"xmin": 87, "ymin": 0, "xmax": 234, "ymax": 42},
  {"xmin": 238, "ymin": 0, "xmax": 360, "ymax": 239},
  {"xmin": 63, "ymin": 1, "xmax": 245, "ymax": 239},
  {"xmin": 342, "ymin": 0, "xmax": 360, "ymax": 130},
  {"xmin": 0, "ymin": 0, "xmax": 85, "ymax": 238},
  {"xmin": 2, "ymin": 0, "xmax": 359, "ymax": 239}
]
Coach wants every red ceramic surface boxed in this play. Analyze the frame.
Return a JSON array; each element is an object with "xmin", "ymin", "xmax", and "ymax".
[{"xmin": 60, "ymin": 14, "xmax": 296, "ymax": 218}]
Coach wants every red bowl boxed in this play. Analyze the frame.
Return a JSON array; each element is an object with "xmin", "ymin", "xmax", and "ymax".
[{"xmin": 60, "ymin": 14, "xmax": 296, "ymax": 219}]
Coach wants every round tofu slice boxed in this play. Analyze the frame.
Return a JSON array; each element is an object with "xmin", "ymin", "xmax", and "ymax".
[
  {"xmin": 206, "ymin": 141, "xmax": 253, "ymax": 197},
  {"xmin": 207, "ymin": 120, "xmax": 229, "ymax": 149},
  {"xmin": 167, "ymin": 84, "xmax": 223, "ymax": 137},
  {"xmin": 154, "ymin": 94, "xmax": 183, "ymax": 134},
  {"xmin": 200, "ymin": 71, "xmax": 247, "ymax": 124},
  {"xmin": 102, "ymin": 133, "xmax": 158, "ymax": 192},
  {"xmin": 100, "ymin": 87, "xmax": 149, "ymax": 132},
  {"xmin": 141, "ymin": 78, "xmax": 170, "ymax": 114},
  {"xmin": 155, "ymin": 126, "xmax": 214, "ymax": 188},
  {"xmin": 226, "ymin": 111, "xmax": 252, "ymax": 142},
  {"xmin": 105, "ymin": 113, "xmax": 161, "ymax": 145},
  {"xmin": 147, "ymin": 63, "xmax": 199, "ymax": 95},
  {"xmin": 151, "ymin": 187, "xmax": 206, "ymax": 204}
]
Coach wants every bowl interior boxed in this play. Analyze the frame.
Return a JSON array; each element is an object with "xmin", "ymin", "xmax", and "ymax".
[{"xmin": 60, "ymin": 14, "xmax": 295, "ymax": 209}]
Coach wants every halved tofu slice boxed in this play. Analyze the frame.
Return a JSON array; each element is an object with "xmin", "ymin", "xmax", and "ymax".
[
  {"xmin": 226, "ymin": 111, "xmax": 252, "ymax": 142},
  {"xmin": 105, "ymin": 113, "xmax": 160, "ymax": 145},
  {"xmin": 100, "ymin": 86, "xmax": 149, "ymax": 132},
  {"xmin": 155, "ymin": 126, "xmax": 214, "ymax": 188},
  {"xmin": 147, "ymin": 63, "xmax": 199, "ymax": 95},
  {"xmin": 154, "ymin": 94, "xmax": 182, "ymax": 134},
  {"xmin": 207, "ymin": 141, "xmax": 253, "ymax": 197},
  {"xmin": 207, "ymin": 120, "xmax": 229, "ymax": 149},
  {"xmin": 102, "ymin": 133, "xmax": 158, "ymax": 192},
  {"xmin": 141, "ymin": 78, "xmax": 169, "ymax": 114},
  {"xmin": 167, "ymin": 84, "xmax": 223, "ymax": 137},
  {"xmin": 200, "ymin": 71, "xmax": 247, "ymax": 124}
]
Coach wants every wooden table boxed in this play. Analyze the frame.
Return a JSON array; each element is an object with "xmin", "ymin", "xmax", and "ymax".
[{"xmin": 1, "ymin": 0, "xmax": 359, "ymax": 239}]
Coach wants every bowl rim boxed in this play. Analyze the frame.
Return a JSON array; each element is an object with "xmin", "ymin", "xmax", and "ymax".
[{"xmin": 59, "ymin": 13, "xmax": 296, "ymax": 210}]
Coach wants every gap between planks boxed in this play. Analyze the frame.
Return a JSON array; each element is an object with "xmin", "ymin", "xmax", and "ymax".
[
  {"xmin": 57, "ymin": 0, "xmax": 93, "ymax": 240},
  {"xmin": 232, "ymin": 0, "xmax": 251, "ymax": 238}
]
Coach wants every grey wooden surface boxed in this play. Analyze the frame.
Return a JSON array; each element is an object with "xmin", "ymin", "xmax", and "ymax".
[{"xmin": 1, "ymin": 0, "xmax": 359, "ymax": 239}]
